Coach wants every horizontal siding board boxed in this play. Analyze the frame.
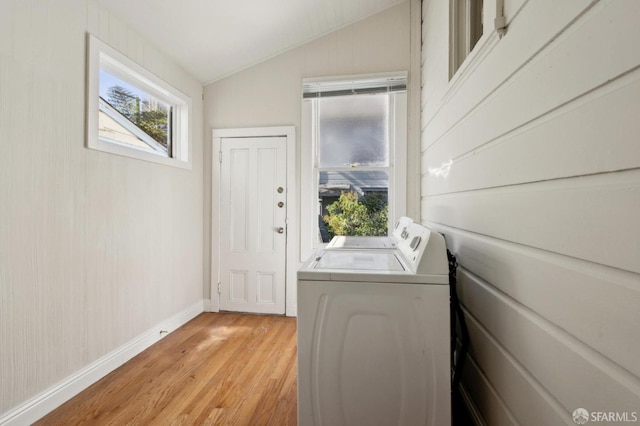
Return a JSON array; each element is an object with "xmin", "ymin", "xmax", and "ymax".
[
  {"xmin": 460, "ymin": 356, "xmax": 518, "ymax": 426},
  {"xmin": 422, "ymin": 68, "xmax": 640, "ymax": 195},
  {"xmin": 423, "ymin": 0, "xmax": 640, "ymax": 157},
  {"xmin": 464, "ymin": 311, "xmax": 571, "ymax": 425},
  {"xmin": 421, "ymin": 0, "xmax": 597, "ymax": 141},
  {"xmin": 433, "ymin": 225, "xmax": 640, "ymax": 379},
  {"xmin": 422, "ymin": 169, "xmax": 640, "ymax": 274},
  {"xmin": 457, "ymin": 270, "xmax": 640, "ymax": 414},
  {"xmin": 421, "ymin": 0, "xmax": 640, "ymax": 423},
  {"xmin": 503, "ymin": 0, "xmax": 529, "ymax": 22}
]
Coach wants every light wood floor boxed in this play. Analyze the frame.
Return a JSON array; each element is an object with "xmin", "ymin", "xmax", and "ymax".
[{"xmin": 35, "ymin": 313, "xmax": 298, "ymax": 426}]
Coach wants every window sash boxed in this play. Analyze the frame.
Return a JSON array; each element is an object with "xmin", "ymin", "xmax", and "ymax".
[
  {"xmin": 315, "ymin": 93, "xmax": 390, "ymax": 168},
  {"xmin": 309, "ymin": 90, "xmax": 399, "ymax": 238}
]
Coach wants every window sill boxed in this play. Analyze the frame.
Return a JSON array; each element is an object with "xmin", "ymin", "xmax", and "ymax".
[{"xmin": 87, "ymin": 137, "xmax": 192, "ymax": 170}]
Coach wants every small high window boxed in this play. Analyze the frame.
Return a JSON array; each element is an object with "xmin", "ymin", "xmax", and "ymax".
[
  {"xmin": 86, "ymin": 34, "xmax": 191, "ymax": 168},
  {"xmin": 450, "ymin": 0, "xmax": 484, "ymax": 78}
]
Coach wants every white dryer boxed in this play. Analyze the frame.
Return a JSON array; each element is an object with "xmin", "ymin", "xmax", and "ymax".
[
  {"xmin": 324, "ymin": 216, "xmax": 413, "ymax": 250},
  {"xmin": 297, "ymin": 223, "xmax": 451, "ymax": 426}
]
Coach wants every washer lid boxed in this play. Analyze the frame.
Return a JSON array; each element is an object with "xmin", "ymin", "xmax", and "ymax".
[{"xmin": 315, "ymin": 251, "xmax": 405, "ymax": 271}]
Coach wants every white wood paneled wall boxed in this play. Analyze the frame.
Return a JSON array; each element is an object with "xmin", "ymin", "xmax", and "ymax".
[
  {"xmin": 0, "ymin": 0, "xmax": 203, "ymax": 420},
  {"xmin": 421, "ymin": 0, "xmax": 640, "ymax": 423}
]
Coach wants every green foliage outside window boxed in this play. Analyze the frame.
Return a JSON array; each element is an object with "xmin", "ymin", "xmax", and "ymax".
[
  {"xmin": 107, "ymin": 86, "xmax": 169, "ymax": 148},
  {"xmin": 323, "ymin": 191, "xmax": 388, "ymax": 238}
]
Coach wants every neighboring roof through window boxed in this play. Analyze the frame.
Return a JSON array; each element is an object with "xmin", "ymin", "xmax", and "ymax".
[{"xmin": 98, "ymin": 97, "xmax": 168, "ymax": 154}]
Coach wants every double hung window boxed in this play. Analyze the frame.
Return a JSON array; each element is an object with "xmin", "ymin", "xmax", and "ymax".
[{"xmin": 302, "ymin": 74, "xmax": 407, "ymax": 243}]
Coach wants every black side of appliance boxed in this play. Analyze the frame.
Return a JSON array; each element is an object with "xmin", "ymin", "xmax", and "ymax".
[{"xmin": 448, "ymin": 249, "xmax": 470, "ymax": 391}]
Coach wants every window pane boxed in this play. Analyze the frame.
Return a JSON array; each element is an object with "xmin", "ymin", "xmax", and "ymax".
[
  {"xmin": 318, "ymin": 170, "xmax": 389, "ymax": 241},
  {"xmin": 99, "ymin": 69, "xmax": 171, "ymax": 153},
  {"xmin": 98, "ymin": 102, "xmax": 160, "ymax": 150},
  {"xmin": 318, "ymin": 94, "xmax": 388, "ymax": 167}
]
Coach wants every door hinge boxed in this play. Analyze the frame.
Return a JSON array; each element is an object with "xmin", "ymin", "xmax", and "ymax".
[
  {"xmin": 218, "ymin": 150, "xmax": 222, "ymax": 163},
  {"xmin": 217, "ymin": 282, "xmax": 221, "ymax": 295}
]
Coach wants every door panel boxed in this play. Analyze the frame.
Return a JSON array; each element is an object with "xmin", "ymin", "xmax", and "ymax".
[
  {"xmin": 229, "ymin": 149, "xmax": 249, "ymax": 251},
  {"xmin": 257, "ymin": 147, "xmax": 277, "ymax": 253},
  {"xmin": 220, "ymin": 137, "xmax": 287, "ymax": 314}
]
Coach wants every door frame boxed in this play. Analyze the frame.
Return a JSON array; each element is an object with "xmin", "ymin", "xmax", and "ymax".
[{"xmin": 212, "ymin": 126, "xmax": 297, "ymax": 316}]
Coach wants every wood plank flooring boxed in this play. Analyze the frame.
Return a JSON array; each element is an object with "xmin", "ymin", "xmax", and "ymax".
[{"xmin": 35, "ymin": 313, "xmax": 298, "ymax": 426}]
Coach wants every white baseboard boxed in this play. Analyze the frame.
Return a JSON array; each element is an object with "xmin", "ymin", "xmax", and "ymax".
[
  {"xmin": 286, "ymin": 305, "xmax": 297, "ymax": 317},
  {"xmin": 203, "ymin": 298, "xmax": 211, "ymax": 312},
  {"xmin": 0, "ymin": 300, "xmax": 204, "ymax": 426}
]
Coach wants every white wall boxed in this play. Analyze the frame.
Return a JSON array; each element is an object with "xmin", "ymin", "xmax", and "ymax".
[
  {"xmin": 421, "ymin": 0, "xmax": 640, "ymax": 423},
  {"xmin": 0, "ymin": 0, "xmax": 204, "ymax": 421},
  {"xmin": 203, "ymin": 0, "xmax": 422, "ymax": 309}
]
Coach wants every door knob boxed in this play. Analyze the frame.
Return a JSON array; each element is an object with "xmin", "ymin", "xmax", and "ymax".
[
  {"xmin": 276, "ymin": 227, "xmax": 285, "ymax": 234},
  {"xmin": 277, "ymin": 187, "xmax": 284, "ymax": 193},
  {"xmin": 278, "ymin": 201, "xmax": 284, "ymax": 208}
]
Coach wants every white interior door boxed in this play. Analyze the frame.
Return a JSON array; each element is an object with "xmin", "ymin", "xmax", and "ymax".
[{"xmin": 219, "ymin": 136, "xmax": 287, "ymax": 314}]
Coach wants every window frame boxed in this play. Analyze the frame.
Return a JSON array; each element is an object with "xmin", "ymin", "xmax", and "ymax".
[
  {"xmin": 300, "ymin": 72, "xmax": 408, "ymax": 259},
  {"xmin": 449, "ymin": 0, "xmax": 484, "ymax": 79},
  {"xmin": 86, "ymin": 33, "xmax": 192, "ymax": 169}
]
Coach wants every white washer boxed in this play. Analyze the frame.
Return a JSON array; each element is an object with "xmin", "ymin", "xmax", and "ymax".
[
  {"xmin": 297, "ymin": 223, "xmax": 451, "ymax": 426},
  {"xmin": 324, "ymin": 216, "xmax": 413, "ymax": 250}
]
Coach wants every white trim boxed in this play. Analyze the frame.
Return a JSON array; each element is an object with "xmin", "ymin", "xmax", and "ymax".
[
  {"xmin": 444, "ymin": 29, "xmax": 500, "ymax": 102},
  {"xmin": 302, "ymin": 70, "xmax": 407, "ymax": 86},
  {"xmin": 0, "ymin": 301, "xmax": 204, "ymax": 426},
  {"xmin": 446, "ymin": 0, "xmax": 501, "ymax": 97},
  {"xmin": 213, "ymin": 126, "xmax": 296, "ymax": 138},
  {"xmin": 449, "ymin": 0, "xmax": 487, "ymax": 79},
  {"xmin": 408, "ymin": 0, "xmax": 423, "ymax": 220},
  {"xmin": 211, "ymin": 126, "xmax": 297, "ymax": 317},
  {"xmin": 393, "ymin": 91, "xmax": 408, "ymax": 222},
  {"xmin": 203, "ymin": 299, "xmax": 212, "ymax": 312},
  {"xmin": 86, "ymin": 33, "xmax": 193, "ymax": 169},
  {"xmin": 300, "ymin": 101, "xmax": 315, "ymax": 262}
]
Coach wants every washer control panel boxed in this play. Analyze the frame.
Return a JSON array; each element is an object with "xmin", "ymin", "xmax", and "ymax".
[{"xmin": 397, "ymin": 223, "xmax": 448, "ymax": 275}]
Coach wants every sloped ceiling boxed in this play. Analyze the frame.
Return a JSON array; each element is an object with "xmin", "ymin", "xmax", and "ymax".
[{"xmin": 98, "ymin": 0, "xmax": 406, "ymax": 84}]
